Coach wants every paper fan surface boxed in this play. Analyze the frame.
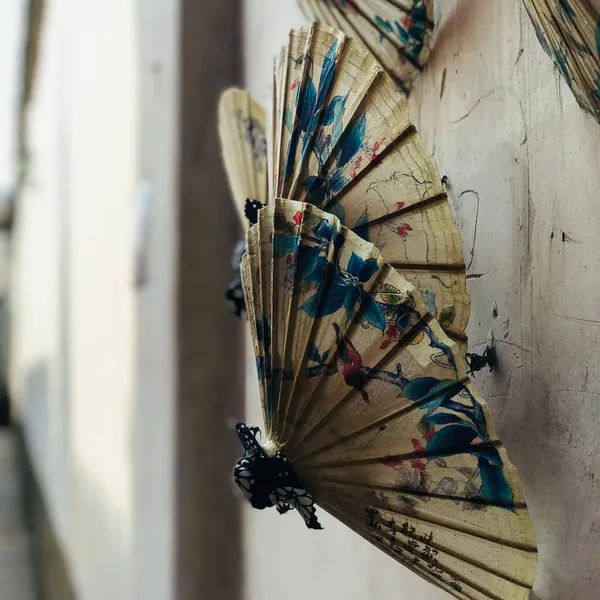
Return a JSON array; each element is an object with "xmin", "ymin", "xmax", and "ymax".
[
  {"xmin": 218, "ymin": 88, "xmax": 268, "ymax": 227},
  {"xmin": 267, "ymin": 22, "xmax": 469, "ymax": 354},
  {"xmin": 523, "ymin": 0, "xmax": 600, "ymax": 122},
  {"xmin": 297, "ymin": 0, "xmax": 434, "ymax": 94},
  {"xmin": 236, "ymin": 199, "xmax": 537, "ymax": 600}
]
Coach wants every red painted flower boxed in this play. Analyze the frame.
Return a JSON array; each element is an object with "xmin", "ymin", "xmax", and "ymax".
[
  {"xmin": 350, "ymin": 155, "xmax": 363, "ymax": 178},
  {"xmin": 381, "ymin": 455, "xmax": 403, "ymax": 468},
  {"xmin": 411, "ymin": 438, "xmax": 426, "ymax": 471},
  {"xmin": 395, "ymin": 201, "xmax": 405, "ymax": 210},
  {"xmin": 371, "ymin": 137, "xmax": 385, "ymax": 154},
  {"xmin": 293, "ymin": 211, "xmax": 303, "ymax": 225},
  {"xmin": 400, "ymin": 15, "xmax": 414, "ymax": 29},
  {"xmin": 397, "ymin": 223, "xmax": 413, "ymax": 238},
  {"xmin": 423, "ymin": 430, "xmax": 435, "ymax": 442},
  {"xmin": 290, "ymin": 79, "xmax": 299, "ymax": 91}
]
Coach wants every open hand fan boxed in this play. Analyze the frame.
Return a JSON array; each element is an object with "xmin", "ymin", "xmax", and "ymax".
[
  {"xmin": 218, "ymin": 88, "xmax": 268, "ymax": 226},
  {"xmin": 523, "ymin": 0, "xmax": 600, "ymax": 122},
  {"xmin": 218, "ymin": 88, "xmax": 268, "ymax": 315},
  {"xmin": 297, "ymin": 0, "xmax": 434, "ymax": 94},
  {"xmin": 234, "ymin": 199, "xmax": 537, "ymax": 600}
]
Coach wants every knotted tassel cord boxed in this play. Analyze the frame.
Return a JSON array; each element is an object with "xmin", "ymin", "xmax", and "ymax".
[{"xmin": 233, "ymin": 423, "xmax": 322, "ymax": 529}]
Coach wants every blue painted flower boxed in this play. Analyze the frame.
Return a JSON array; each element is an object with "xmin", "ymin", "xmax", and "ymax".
[
  {"xmin": 300, "ymin": 250, "xmax": 385, "ymax": 330},
  {"xmin": 304, "ymin": 111, "xmax": 366, "ymax": 210},
  {"xmin": 374, "ymin": 0, "xmax": 429, "ymax": 61},
  {"xmin": 284, "ymin": 40, "xmax": 339, "ymax": 183}
]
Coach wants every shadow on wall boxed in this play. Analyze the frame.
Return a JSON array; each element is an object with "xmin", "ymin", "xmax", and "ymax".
[{"xmin": 20, "ymin": 358, "xmax": 137, "ymax": 599}]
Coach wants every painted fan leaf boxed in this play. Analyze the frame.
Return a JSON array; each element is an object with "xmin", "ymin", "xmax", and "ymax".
[
  {"xmin": 218, "ymin": 88, "xmax": 268, "ymax": 226},
  {"xmin": 240, "ymin": 200, "xmax": 537, "ymax": 600}
]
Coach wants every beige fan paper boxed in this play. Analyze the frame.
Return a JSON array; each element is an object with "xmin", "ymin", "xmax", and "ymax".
[
  {"xmin": 218, "ymin": 88, "xmax": 268, "ymax": 226},
  {"xmin": 297, "ymin": 0, "xmax": 434, "ymax": 94},
  {"xmin": 523, "ymin": 0, "xmax": 600, "ymax": 122},
  {"xmin": 235, "ymin": 199, "xmax": 537, "ymax": 600}
]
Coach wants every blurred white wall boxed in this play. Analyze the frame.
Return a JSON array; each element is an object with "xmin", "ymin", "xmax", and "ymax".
[
  {"xmin": 0, "ymin": 0, "xmax": 26, "ymax": 193},
  {"xmin": 0, "ymin": 0, "xmax": 27, "ymax": 297},
  {"xmin": 9, "ymin": 0, "xmax": 179, "ymax": 598}
]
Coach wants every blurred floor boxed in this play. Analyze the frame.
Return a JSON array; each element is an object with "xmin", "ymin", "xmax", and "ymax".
[{"xmin": 0, "ymin": 429, "xmax": 37, "ymax": 600}]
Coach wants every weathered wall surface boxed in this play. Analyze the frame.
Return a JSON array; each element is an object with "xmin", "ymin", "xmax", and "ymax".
[{"xmin": 242, "ymin": 2, "xmax": 600, "ymax": 599}]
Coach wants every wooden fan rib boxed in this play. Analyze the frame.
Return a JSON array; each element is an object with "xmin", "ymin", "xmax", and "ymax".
[
  {"xmin": 271, "ymin": 49, "xmax": 284, "ymax": 197},
  {"xmin": 391, "ymin": 262, "xmax": 465, "ymax": 271},
  {"xmin": 257, "ymin": 210, "xmax": 277, "ymax": 436},
  {"xmin": 316, "ymin": 489, "xmax": 537, "ymax": 587},
  {"xmin": 241, "ymin": 253, "xmax": 268, "ymax": 429},
  {"xmin": 318, "ymin": 497, "xmax": 520, "ymax": 600},
  {"xmin": 307, "ymin": 477, "xmax": 536, "ymax": 551},
  {"xmin": 312, "ymin": 477, "xmax": 528, "ymax": 516},
  {"xmin": 245, "ymin": 226, "xmax": 271, "ymax": 431},
  {"xmin": 274, "ymin": 42, "xmax": 297, "ymax": 198},
  {"xmin": 297, "ymin": 440, "xmax": 504, "ymax": 471},
  {"xmin": 270, "ymin": 203, "xmax": 307, "ymax": 433},
  {"xmin": 276, "ymin": 27, "xmax": 313, "ymax": 198}
]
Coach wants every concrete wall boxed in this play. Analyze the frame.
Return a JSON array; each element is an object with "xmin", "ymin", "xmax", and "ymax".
[
  {"xmin": 242, "ymin": 2, "xmax": 600, "ymax": 600},
  {"xmin": 9, "ymin": 0, "xmax": 179, "ymax": 598}
]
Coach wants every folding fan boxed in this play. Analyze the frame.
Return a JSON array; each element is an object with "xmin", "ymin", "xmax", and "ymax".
[
  {"xmin": 234, "ymin": 199, "xmax": 537, "ymax": 600},
  {"xmin": 523, "ymin": 0, "xmax": 600, "ymax": 122},
  {"xmin": 220, "ymin": 23, "xmax": 477, "ymax": 365},
  {"xmin": 218, "ymin": 88, "xmax": 268, "ymax": 224},
  {"xmin": 218, "ymin": 88, "xmax": 268, "ymax": 315},
  {"xmin": 297, "ymin": 0, "xmax": 434, "ymax": 95}
]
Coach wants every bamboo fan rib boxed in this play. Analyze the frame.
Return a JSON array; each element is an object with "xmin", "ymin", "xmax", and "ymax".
[
  {"xmin": 237, "ymin": 199, "xmax": 537, "ymax": 600},
  {"xmin": 218, "ymin": 88, "xmax": 268, "ymax": 227},
  {"xmin": 523, "ymin": 0, "xmax": 600, "ymax": 122},
  {"xmin": 297, "ymin": 0, "xmax": 434, "ymax": 95}
]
